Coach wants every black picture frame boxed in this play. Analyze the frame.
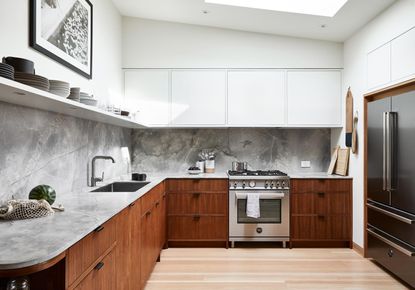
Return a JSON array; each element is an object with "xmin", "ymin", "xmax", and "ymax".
[{"xmin": 30, "ymin": 0, "xmax": 93, "ymax": 79}]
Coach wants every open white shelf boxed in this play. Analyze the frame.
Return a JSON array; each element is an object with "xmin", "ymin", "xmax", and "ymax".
[{"xmin": 0, "ymin": 77, "xmax": 147, "ymax": 129}]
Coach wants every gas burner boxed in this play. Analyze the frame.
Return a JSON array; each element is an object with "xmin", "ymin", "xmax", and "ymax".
[{"xmin": 228, "ymin": 170, "xmax": 288, "ymax": 177}]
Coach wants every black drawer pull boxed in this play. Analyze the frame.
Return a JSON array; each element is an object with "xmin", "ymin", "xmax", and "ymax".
[
  {"xmin": 317, "ymin": 192, "xmax": 325, "ymax": 197},
  {"xmin": 94, "ymin": 225, "xmax": 104, "ymax": 233},
  {"xmin": 129, "ymin": 202, "xmax": 136, "ymax": 207},
  {"xmin": 94, "ymin": 261, "xmax": 105, "ymax": 270},
  {"xmin": 193, "ymin": 192, "xmax": 201, "ymax": 197},
  {"xmin": 317, "ymin": 214, "xmax": 325, "ymax": 219},
  {"xmin": 155, "ymin": 201, "xmax": 160, "ymax": 207},
  {"xmin": 146, "ymin": 210, "xmax": 151, "ymax": 216},
  {"xmin": 193, "ymin": 214, "xmax": 201, "ymax": 220}
]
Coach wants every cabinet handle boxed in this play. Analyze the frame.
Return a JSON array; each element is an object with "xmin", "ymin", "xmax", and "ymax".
[
  {"xmin": 163, "ymin": 193, "xmax": 166, "ymax": 199},
  {"xmin": 317, "ymin": 192, "xmax": 325, "ymax": 197},
  {"xmin": 193, "ymin": 214, "xmax": 201, "ymax": 220},
  {"xmin": 155, "ymin": 201, "xmax": 160, "ymax": 207},
  {"xmin": 317, "ymin": 214, "xmax": 325, "ymax": 219},
  {"xmin": 146, "ymin": 210, "xmax": 151, "ymax": 216},
  {"xmin": 94, "ymin": 261, "xmax": 105, "ymax": 271},
  {"xmin": 129, "ymin": 202, "xmax": 136, "ymax": 207},
  {"xmin": 193, "ymin": 192, "xmax": 201, "ymax": 197},
  {"xmin": 94, "ymin": 225, "xmax": 104, "ymax": 233}
]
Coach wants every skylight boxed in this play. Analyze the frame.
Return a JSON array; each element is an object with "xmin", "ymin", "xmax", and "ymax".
[{"xmin": 204, "ymin": 0, "xmax": 349, "ymax": 17}]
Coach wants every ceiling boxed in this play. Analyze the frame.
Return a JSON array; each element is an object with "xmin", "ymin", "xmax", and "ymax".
[{"xmin": 112, "ymin": 0, "xmax": 396, "ymax": 42}]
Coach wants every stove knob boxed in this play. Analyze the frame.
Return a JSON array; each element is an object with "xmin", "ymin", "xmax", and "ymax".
[
  {"xmin": 242, "ymin": 181, "xmax": 246, "ymax": 189},
  {"xmin": 276, "ymin": 181, "xmax": 280, "ymax": 188},
  {"xmin": 270, "ymin": 182, "xmax": 274, "ymax": 189},
  {"xmin": 282, "ymin": 181, "xmax": 286, "ymax": 188},
  {"xmin": 233, "ymin": 182, "xmax": 238, "ymax": 189},
  {"xmin": 264, "ymin": 181, "xmax": 269, "ymax": 189},
  {"xmin": 249, "ymin": 181, "xmax": 256, "ymax": 188}
]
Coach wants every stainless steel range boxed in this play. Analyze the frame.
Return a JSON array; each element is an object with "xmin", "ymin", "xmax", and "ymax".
[{"xmin": 228, "ymin": 170, "xmax": 290, "ymax": 247}]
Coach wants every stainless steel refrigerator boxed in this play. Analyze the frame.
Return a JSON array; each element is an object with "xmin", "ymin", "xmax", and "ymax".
[{"xmin": 367, "ymin": 89, "xmax": 415, "ymax": 287}]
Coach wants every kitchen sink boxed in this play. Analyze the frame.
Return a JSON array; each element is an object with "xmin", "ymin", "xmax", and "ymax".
[{"xmin": 91, "ymin": 181, "xmax": 150, "ymax": 192}]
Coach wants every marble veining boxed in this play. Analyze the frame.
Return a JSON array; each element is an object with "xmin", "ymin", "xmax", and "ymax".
[
  {"xmin": 0, "ymin": 101, "xmax": 131, "ymax": 201},
  {"xmin": 131, "ymin": 128, "xmax": 331, "ymax": 174}
]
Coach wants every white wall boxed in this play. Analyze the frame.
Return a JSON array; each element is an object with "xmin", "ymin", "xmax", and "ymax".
[
  {"xmin": 0, "ymin": 0, "xmax": 123, "ymax": 105},
  {"xmin": 333, "ymin": 0, "xmax": 415, "ymax": 247},
  {"xmin": 123, "ymin": 17, "xmax": 343, "ymax": 69}
]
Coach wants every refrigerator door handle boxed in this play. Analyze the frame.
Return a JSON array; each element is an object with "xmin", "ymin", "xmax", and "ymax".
[
  {"xmin": 388, "ymin": 112, "xmax": 398, "ymax": 191},
  {"xmin": 383, "ymin": 112, "xmax": 388, "ymax": 191}
]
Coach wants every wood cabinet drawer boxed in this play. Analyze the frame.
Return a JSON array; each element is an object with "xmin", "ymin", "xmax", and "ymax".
[
  {"xmin": 291, "ymin": 191, "xmax": 351, "ymax": 215},
  {"xmin": 168, "ymin": 216, "xmax": 227, "ymax": 240},
  {"xmin": 167, "ymin": 179, "xmax": 228, "ymax": 192},
  {"xmin": 141, "ymin": 186, "xmax": 159, "ymax": 214},
  {"xmin": 67, "ymin": 218, "xmax": 116, "ymax": 287},
  {"xmin": 168, "ymin": 192, "xmax": 227, "ymax": 215},
  {"xmin": 291, "ymin": 215, "xmax": 351, "ymax": 241},
  {"xmin": 73, "ymin": 247, "xmax": 116, "ymax": 290},
  {"xmin": 291, "ymin": 179, "xmax": 351, "ymax": 194}
]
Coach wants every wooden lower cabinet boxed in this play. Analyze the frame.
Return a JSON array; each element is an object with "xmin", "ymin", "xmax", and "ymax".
[
  {"xmin": 290, "ymin": 179, "xmax": 352, "ymax": 248},
  {"xmin": 166, "ymin": 179, "xmax": 228, "ymax": 246}
]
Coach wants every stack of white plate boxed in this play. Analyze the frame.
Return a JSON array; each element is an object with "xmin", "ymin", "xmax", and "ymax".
[
  {"xmin": 14, "ymin": 72, "xmax": 49, "ymax": 91},
  {"xmin": 68, "ymin": 87, "xmax": 80, "ymax": 102},
  {"xmin": 80, "ymin": 92, "xmax": 98, "ymax": 107},
  {"xmin": 49, "ymin": 80, "xmax": 70, "ymax": 98},
  {"xmin": 0, "ymin": 63, "xmax": 14, "ymax": 80}
]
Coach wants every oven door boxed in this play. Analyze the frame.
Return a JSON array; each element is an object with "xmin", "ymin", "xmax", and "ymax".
[{"xmin": 229, "ymin": 191, "xmax": 290, "ymax": 240}]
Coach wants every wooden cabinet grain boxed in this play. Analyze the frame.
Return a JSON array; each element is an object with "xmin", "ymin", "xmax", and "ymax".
[
  {"xmin": 166, "ymin": 179, "xmax": 228, "ymax": 246},
  {"xmin": 290, "ymin": 179, "xmax": 352, "ymax": 248},
  {"xmin": 116, "ymin": 200, "xmax": 141, "ymax": 290}
]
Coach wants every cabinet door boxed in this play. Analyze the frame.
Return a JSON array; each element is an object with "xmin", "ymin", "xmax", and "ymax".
[
  {"xmin": 228, "ymin": 70, "xmax": 285, "ymax": 125},
  {"xmin": 367, "ymin": 43, "xmax": 391, "ymax": 90},
  {"xmin": 116, "ymin": 201, "xmax": 141, "ymax": 290},
  {"xmin": 171, "ymin": 70, "xmax": 226, "ymax": 125},
  {"xmin": 287, "ymin": 70, "xmax": 342, "ymax": 126},
  {"xmin": 391, "ymin": 28, "xmax": 415, "ymax": 82},
  {"xmin": 124, "ymin": 69, "xmax": 169, "ymax": 125},
  {"xmin": 74, "ymin": 250, "xmax": 116, "ymax": 290},
  {"xmin": 141, "ymin": 209, "xmax": 155, "ymax": 288}
]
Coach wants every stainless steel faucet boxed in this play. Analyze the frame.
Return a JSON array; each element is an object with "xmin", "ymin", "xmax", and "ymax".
[{"xmin": 91, "ymin": 156, "xmax": 116, "ymax": 187}]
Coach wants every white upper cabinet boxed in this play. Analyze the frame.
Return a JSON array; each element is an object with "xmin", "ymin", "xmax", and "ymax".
[
  {"xmin": 287, "ymin": 70, "xmax": 342, "ymax": 126},
  {"xmin": 391, "ymin": 28, "xmax": 415, "ymax": 82},
  {"xmin": 124, "ymin": 70, "xmax": 169, "ymax": 125},
  {"xmin": 227, "ymin": 70, "xmax": 285, "ymax": 126},
  {"xmin": 171, "ymin": 70, "xmax": 226, "ymax": 125},
  {"xmin": 367, "ymin": 43, "xmax": 391, "ymax": 90}
]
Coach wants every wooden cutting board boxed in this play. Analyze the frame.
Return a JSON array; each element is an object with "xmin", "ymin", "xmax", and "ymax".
[{"xmin": 345, "ymin": 88, "xmax": 353, "ymax": 147}]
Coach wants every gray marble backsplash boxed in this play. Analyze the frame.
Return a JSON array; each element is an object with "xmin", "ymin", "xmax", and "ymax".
[
  {"xmin": 0, "ymin": 102, "xmax": 131, "ymax": 201},
  {"xmin": 131, "ymin": 128, "xmax": 331, "ymax": 174}
]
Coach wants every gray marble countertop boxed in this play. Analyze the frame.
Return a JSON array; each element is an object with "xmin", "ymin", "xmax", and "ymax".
[
  {"xmin": 0, "ymin": 170, "xmax": 350, "ymax": 270},
  {"xmin": 288, "ymin": 172, "xmax": 353, "ymax": 179}
]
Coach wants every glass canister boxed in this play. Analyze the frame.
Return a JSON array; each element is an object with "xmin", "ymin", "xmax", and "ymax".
[{"xmin": 6, "ymin": 277, "xmax": 30, "ymax": 290}]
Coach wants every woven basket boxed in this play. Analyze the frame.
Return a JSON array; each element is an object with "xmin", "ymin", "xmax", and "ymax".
[{"xmin": 0, "ymin": 199, "xmax": 54, "ymax": 221}]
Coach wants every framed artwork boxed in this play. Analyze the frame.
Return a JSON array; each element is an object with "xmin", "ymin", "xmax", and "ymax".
[{"xmin": 30, "ymin": 0, "xmax": 93, "ymax": 79}]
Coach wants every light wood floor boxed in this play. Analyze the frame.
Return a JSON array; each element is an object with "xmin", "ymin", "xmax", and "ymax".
[{"xmin": 145, "ymin": 248, "xmax": 408, "ymax": 290}]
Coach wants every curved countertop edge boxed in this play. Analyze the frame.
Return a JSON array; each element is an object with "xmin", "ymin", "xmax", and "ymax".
[{"xmin": 0, "ymin": 171, "xmax": 350, "ymax": 270}]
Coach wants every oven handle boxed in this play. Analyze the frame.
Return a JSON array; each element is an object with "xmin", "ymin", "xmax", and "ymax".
[{"xmin": 235, "ymin": 192, "xmax": 285, "ymax": 200}]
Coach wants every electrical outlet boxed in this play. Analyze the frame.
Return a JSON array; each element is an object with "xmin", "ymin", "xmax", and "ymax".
[{"xmin": 301, "ymin": 161, "xmax": 311, "ymax": 168}]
